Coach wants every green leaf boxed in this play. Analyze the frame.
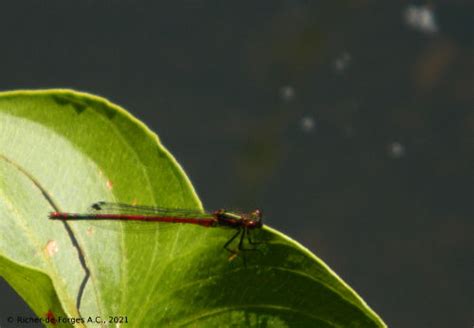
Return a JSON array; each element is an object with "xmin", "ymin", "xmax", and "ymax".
[
  {"xmin": 0, "ymin": 255, "xmax": 71, "ymax": 327},
  {"xmin": 0, "ymin": 90, "xmax": 386, "ymax": 327}
]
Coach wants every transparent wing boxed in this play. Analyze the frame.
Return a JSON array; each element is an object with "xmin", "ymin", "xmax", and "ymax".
[
  {"xmin": 58, "ymin": 202, "xmax": 215, "ymax": 233},
  {"xmin": 90, "ymin": 201, "xmax": 212, "ymax": 218}
]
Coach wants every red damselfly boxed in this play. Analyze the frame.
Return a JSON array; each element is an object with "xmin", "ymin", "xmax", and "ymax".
[{"xmin": 50, "ymin": 201, "xmax": 264, "ymax": 260}]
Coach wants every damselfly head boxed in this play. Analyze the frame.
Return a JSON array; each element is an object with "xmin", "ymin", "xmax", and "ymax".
[
  {"xmin": 252, "ymin": 209, "xmax": 263, "ymax": 220},
  {"xmin": 248, "ymin": 209, "xmax": 263, "ymax": 228}
]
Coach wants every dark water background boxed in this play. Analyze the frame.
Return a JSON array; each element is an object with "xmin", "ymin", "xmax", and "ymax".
[{"xmin": 1, "ymin": 1, "xmax": 473, "ymax": 327}]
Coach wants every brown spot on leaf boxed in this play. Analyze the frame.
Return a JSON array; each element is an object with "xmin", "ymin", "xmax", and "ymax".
[
  {"xmin": 45, "ymin": 309, "xmax": 57, "ymax": 325},
  {"xmin": 44, "ymin": 240, "xmax": 58, "ymax": 257}
]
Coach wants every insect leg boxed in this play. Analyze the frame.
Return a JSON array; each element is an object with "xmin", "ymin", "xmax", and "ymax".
[
  {"xmin": 223, "ymin": 228, "xmax": 241, "ymax": 255},
  {"xmin": 238, "ymin": 228, "xmax": 247, "ymax": 267},
  {"xmin": 247, "ymin": 229, "xmax": 262, "ymax": 245},
  {"xmin": 242, "ymin": 229, "xmax": 264, "ymax": 254}
]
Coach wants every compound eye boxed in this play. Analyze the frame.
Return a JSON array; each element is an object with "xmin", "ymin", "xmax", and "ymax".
[
  {"xmin": 253, "ymin": 209, "xmax": 263, "ymax": 219},
  {"xmin": 247, "ymin": 221, "xmax": 255, "ymax": 228}
]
